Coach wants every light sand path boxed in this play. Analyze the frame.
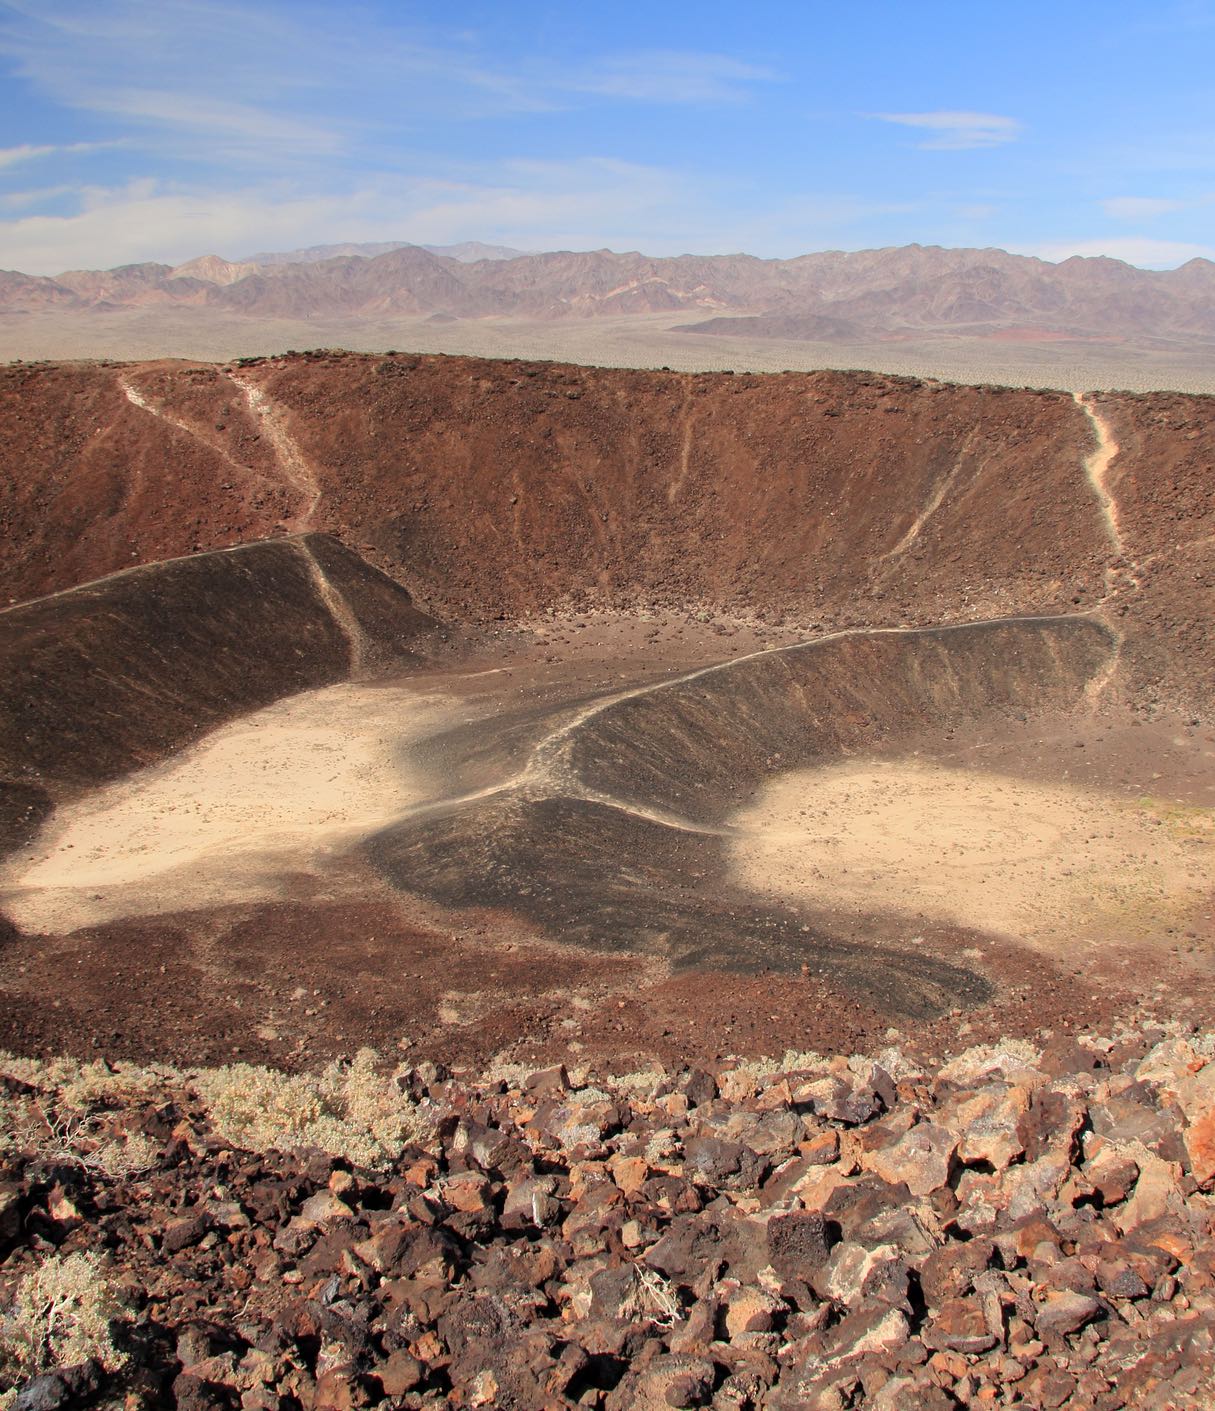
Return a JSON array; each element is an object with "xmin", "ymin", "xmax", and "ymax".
[
  {"xmin": 225, "ymin": 372, "xmax": 321, "ymax": 531},
  {"xmin": 292, "ymin": 541, "xmax": 368, "ymax": 676},
  {"xmin": 1074, "ymin": 392, "xmax": 1140, "ymax": 591},
  {"xmin": 879, "ymin": 428, "xmax": 976, "ymax": 563},
  {"xmin": 666, "ymin": 383, "xmax": 697, "ymax": 505},
  {"xmin": 118, "ymin": 371, "xmax": 252, "ymax": 480}
]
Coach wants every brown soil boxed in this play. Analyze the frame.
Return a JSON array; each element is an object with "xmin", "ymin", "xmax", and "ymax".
[{"xmin": 4, "ymin": 883, "xmax": 1212, "ymax": 1081}]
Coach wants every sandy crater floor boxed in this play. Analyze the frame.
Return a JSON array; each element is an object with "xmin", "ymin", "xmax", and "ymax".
[
  {"xmin": 730, "ymin": 758, "xmax": 1215, "ymax": 952},
  {"xmin": 0, "ymin": 681, "xmax": 462, "ymax": 934}
]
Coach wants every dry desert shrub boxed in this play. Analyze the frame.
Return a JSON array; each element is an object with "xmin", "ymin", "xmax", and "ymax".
[
  {"xmin": 0, "ymin": 1048, "xmax": 429, "ymax": 1173},
  {"xmin": 0, "ymin": 1251, "xmax": 130, "ymax": 1393},
  {"xmin": 0, "ymin": 1093, "xmax": 21, "ymax": 1164},
  {"xmin": 0, "ymin": 1054, "xmax": 165, "ymax": 1114},
  {"xmin": 480, "ymin": 1059, "xmax": 533, "ymax": 1090},
  {"xmin": 31, "ymin": 1109, "xmax": 159, "ymax": 1181},
  {"xmin": 598, "ymin": 1067, "xmax": 666, "ymax": 1097},
  {"xmin": 191, "ymin": 1047, "xmax": 427, "ymax": 1168},
  {"xmin": 0, "ymin": 1053, "xmax": 163, "ymax": 1178}
]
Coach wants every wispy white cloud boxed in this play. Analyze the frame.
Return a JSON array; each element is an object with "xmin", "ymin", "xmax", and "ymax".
[
  {"xmin": 1101, "ymin": 193, "xmax": 1212, "ymax": 220},
  {"xmin": 0, "ymin": 143, "xmax": 58, "ymax": 169},
  {"xmin": 873, "ymin": 111, "xmax": 1022, "ymax": 150},
  {"xmin": 566, "ymin": 51, "xmax": 777, "ymax": 104},
  {"xmin": 0, "ymin": 160, "xmax": 715, "ymax": 273},
  {"xmin": 89, "ymin": 91, "xmax": 341, "ymax": 151},
  {"xmin": 0, "ymin": 0, "xmax": 777, "ymax": 177},
  {"xmin": 0, "ymin": 181, "xmax": 391, "ymax": 274},
  {"xmin": 392, "ymin": 158, "xmax": 702, "ymax": 250},
  {"xmin": 0, "ymin": 140, "xmax": 111, "ymax": 169},
  {"xmin": 0, "ymin": 183, "xmax": 76, "ymax": 210},
  {"xmin": 0, "ymin": 2, "xmax": 354, "ymax": 160}
]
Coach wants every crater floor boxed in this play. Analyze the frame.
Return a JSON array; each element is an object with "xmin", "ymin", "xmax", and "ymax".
[
  {"xmin": 1, "ymin": 356, "xmax": 1213, "ymax": 1073},
  {"xmin": 2, "ymin": 614, "xmax": 1212, "ymax": 1074},
  {"xmin": 731, "ymin": 757, "xmax": 1214, "ymax": 953}
]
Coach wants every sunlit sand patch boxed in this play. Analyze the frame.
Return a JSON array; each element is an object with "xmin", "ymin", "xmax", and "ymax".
[
  {"xmin": 730, "ymin": 759, "xmax": 1214, "ymax": 949},
  {"xmin": 0, "ymin": 681, "xmax": 460, "ymax": 934}
]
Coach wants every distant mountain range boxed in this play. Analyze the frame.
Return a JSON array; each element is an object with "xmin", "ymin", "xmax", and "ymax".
[
  {"xmin": 238, "ymin": 240, "xmax": 530, "ymax": 265},
  {"xmin": 2, "ymin": 241, "xmax": 1214, "ymax": 346}
]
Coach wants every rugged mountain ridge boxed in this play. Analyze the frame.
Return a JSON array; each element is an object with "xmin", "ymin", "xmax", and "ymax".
[{"xmin": 3, "ymin": 244, "xmax": 1215, "ymax": 344}]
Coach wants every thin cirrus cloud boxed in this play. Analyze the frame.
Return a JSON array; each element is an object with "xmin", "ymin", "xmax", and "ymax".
[
  {"xmin": 0, "ymin": 183, "xmax": 75, "ymax": 210},
  {"xmin": 0, "ymin": 2, "xmax": 777, "ymax": 164},
  {"xmin": 0, "ymin": 140, "xmax": 109, "ymax": 168},
  {"xmin": 1101, "ymin": 195, "xmax": 1208, "ymax": 220},
  {"xmin": 87, "ymin": 91, "xmax": 343, "ymax": 153},
  {"xmin": 873, "ymin": 111, "xmax": 1023, "ymax": 150},
  {"xmin": 564, "ymin": 50, "xmax": 778, "ymax": 104},
  {"xmin": 0, "ymin": 143, "xmax": 58, "ymax": 168},
  {"xmin": 0, "ymin": 2, "xmax": 371, "ymax": 159}
]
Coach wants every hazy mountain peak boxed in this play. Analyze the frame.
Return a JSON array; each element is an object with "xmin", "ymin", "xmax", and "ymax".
[
  {"xmin": 172, "ymin": 255, "xmax": 259, "ymax": 285},
  {"xmin": 237, "ymin": 239, "xmax": 529, "ymax": 267}
]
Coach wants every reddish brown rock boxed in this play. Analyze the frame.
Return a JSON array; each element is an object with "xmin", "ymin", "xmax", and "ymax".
[
  {"xmin": 1034, "ymin": 1290, "xmax": 1103, "ymax": 1338},
  {"xmin": 1184, "ymin": 1106, "xmax": 1215, "ymax": 1187},
  {"xmin": 766, "ymin": 1210, "xmax": 834, "ymax": 1278},
  {"xmin": 861, "ymin": 1122, "xmax": 956, "ymax": 1196},
  {"xmin": 923, "ymin": 1297, "xmax": 998, "ymax": 1355}
]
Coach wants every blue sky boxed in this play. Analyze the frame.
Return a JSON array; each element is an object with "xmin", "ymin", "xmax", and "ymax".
[{"xmin": 0, "ymin": 0, "xmax": 1212, "ymax": 274}]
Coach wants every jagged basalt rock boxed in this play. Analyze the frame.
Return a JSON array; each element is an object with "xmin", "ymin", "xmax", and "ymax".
[{"xmin": 1, "ymin": 1029, "xmax": 1213, "ymax": 1407}]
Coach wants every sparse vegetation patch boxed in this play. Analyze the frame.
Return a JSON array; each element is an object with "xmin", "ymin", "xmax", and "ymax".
[{"xmin": 191, "ymin": 1047, "xmax": 429, "ymax": 1168}]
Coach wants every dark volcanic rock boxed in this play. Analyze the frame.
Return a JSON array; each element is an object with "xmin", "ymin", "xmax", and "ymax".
[{"xmin": 1, "ymin": 1013, "xmax": 1214, "ymax": 1408}]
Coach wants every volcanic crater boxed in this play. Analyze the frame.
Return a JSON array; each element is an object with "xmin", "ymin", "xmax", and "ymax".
[{"xmin": 0, "ymin": 351, "xmax": 1212, "ymax": 1071}]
